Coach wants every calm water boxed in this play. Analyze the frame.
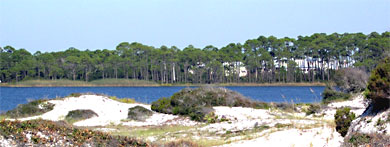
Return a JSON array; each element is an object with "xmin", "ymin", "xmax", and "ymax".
[{"xmin": 0, "ymin": 86, "xmax": 324, "ymax": 112}]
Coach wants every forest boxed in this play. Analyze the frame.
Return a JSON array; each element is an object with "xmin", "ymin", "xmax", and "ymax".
[{"xmin": 1, "ymin": 32, "xmax": 389, "ymax": 84}]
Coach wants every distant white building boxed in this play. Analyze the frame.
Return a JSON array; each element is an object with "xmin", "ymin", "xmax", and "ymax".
[
  {"xmin": 274, "ymin": 57, "xmax": 354, "ymax": 73},
  {"xmin": 223, "ymin": 62, "xmax": 248, "ymax": 77}
]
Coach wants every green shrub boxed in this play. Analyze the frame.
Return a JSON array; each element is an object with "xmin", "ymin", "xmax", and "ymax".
[
  {"xmin": 127, "ymin": 106, "xmax": 153, "ymax": 121},
  {"xmin": 65, "ymin": 109, "xmax": 98, "ymax": 124},
  {"xmin": 151, "ymin": 87, "xmax": 263, "ymax": 122},
  {"xmin": 366, "ymin": 57, "xmax": 390, "ymax": 111},
  {"xmin": 68, "ymin": 93, "xmax": 82, "ymax": 97},
  {"xmin": 334, "ymin": 107, "xmax": 356, "ymax": 137},
  {"xmin": 348, "ymin": 133, "xmax": 371, "ymax": 146},
  {"xmin": 321, "ymin": 86, "xmax": 351, "ymax": 104},
  {"xmin": 3, "ymin": 99, "xmax": 54, "ymax": 118},
  {"xmin": 151, "ymin": 97, "xmax": 173, "ymax": 114},
  {"xmin": 305, "ymin": 104, "xmax": 321, "ymax": 116},
  {"xmin": 0, "ymin": 119, "xmax": 148, "ymax": 146}
]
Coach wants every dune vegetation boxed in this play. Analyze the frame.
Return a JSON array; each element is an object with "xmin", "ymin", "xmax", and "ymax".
[{"xmin": 2, "ymin": 99, "xmax": 54, "ymax": 118}]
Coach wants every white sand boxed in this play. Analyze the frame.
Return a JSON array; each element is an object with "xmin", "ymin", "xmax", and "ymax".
[
  {"xmin": 219, "ymin": 93, "xmax": 368, "ymax": 147},
  {"xmin": 16, "ymin": 95, "xmax": 197, "ymax": 127},
  {"xmin": 349, "ymin": 108, "xmax": 390, "ymax": 135},
  {"xmin": 322, "ymin": 93, "xmax": 368, "ymax": 120},
  {"xmin": 221, "ymin": 127, "xmax": 343, "ymax": 147}
]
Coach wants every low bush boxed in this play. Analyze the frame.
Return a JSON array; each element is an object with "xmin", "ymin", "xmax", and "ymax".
[
  {"xmin": 365, "ymin": 57, "xmax": 390, "ymax": 112},
  {"xmin": 334, "ymin": 107, "xmax": 356, "ymax": 137},
  {"xmin": 345, "ymin": 133, "xmax": 390, "ymax": 147},
  {"xmin": 151, "ymin": 87, "xmax": 265, "ymax": 122},
  {"xmin": 0, "ymin": 119, "xmax": 149, "ymax": 146},
  {"xmin": 273, "ymin": 103, "xmax": 296, "ymax": 112},
  {"xmin": 65, "ymin": 109, "xmax": 98, "ymax": 124},
  {"xmin": 151, "ymin": 97, "xmax": 173, "ymax": 114},
  {"xmin": 305, "ymin": 104, "xmax": 321, "ymax": 116},
  {"xmin": 348, "ymin": 133, "xmax": 371, "ymax": 146},
  {"xmin": 3, "ymin": 99, "xmax": 54, "ymax": 118},
  {"xmin": 68, "ymin": 93, "xmax": 82, "ymax": 97},
  {"xmin": 164, "ymin": 140, "xmax": 199, "ymax": 147},
  {"xmin": 127, "ymin": 106, "xmax": 153, "ymax": 121},
  {"xmin": 108, "ymin": 96, "xmax": 135, "ymax": 104},
  {"xmin": 321, "ymin": 86, "xmax": 351, "ymax": 104}
]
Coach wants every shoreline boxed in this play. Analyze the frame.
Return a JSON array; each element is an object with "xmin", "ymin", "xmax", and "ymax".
[{"xmin": 0, "ymin": 82, "xmax": 326, "ymax": 87}]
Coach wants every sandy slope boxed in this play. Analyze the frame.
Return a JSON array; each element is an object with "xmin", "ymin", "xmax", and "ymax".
[
  {"xmin": 7, "ymin": 94, "xmax": 369, "ymax": 146},
  {"xmin": 222, "ymin": 127, "xmax": 343, "ymax": 147},
  {"xmin": 16, "ymin": 95, "xmax": 197, "ymax": 127},
  {"xmin": 220, "ymin": 93, "xmax": 368, "ymax": 147}
]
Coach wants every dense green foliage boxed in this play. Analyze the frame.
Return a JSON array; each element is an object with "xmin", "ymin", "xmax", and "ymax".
[
  {"xmin": 0, "ymin": 119, "xmax": 149, "ymax": 146},
  {"xmin": 334, "ymin": 107, "xmax": 356, "ymax": 137},
  {"xmin": 127, "ymin": 106, "xmax": 153, "ymax": 121},
  {"xmin": 151, "ymin": 97, "xmax": 173, "ymax": 114},
  {"xmin": 65, "ymin": 109, "xmax": 98, "ymax": 124},
  {"xmin": 366, "ymin": 57, "xmax": 390, "ymax": 111},
  {"xmin": 321, "ymin": 86, "xmax": 351, "ymax": 104},
  {"xmin": 1, "ymin": 32, "xmax": 388, "ymax": 84},
  {"xmin": 151, "ymin": 87, "xmax": 269, "ymax": 121},
  {"xmin": 2, "ymin": 99, "xmax": 54, "ymax": 118}
]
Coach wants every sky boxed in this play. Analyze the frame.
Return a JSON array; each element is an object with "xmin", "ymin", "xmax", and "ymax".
[{"xmin": 0, "ymin": 0, "xmax": 389, "ymax": 53}]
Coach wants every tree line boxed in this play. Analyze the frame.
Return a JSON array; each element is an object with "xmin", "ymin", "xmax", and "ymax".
[{"xmin": 1, "ymin": 32, "xmax": 389, "ymax": 84}]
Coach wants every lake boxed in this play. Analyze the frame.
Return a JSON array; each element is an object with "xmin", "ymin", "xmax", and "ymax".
[{"xmin": 0, "ymin": 86, "xmax": 324, "ymax": 112}]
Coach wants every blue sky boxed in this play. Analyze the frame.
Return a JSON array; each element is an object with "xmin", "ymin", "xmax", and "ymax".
[{"xmin": 1, "ymin": 0, "xmax": 389, "ymax": 53}]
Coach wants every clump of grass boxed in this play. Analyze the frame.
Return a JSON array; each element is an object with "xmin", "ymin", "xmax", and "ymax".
[
  {"xmin": 127, "ymin": 106, "xmax": 153, "ymax": 121},
  {"xmin": 274, "ymin": 123, "xmax": 293, "ymax": 128},
  {"xmin": 272, "ymin": 103, "xmax": 297, "ymax": 113},
  {"xmin": 108, "ymin": 96, "xmax": 136, "ymax": 104},
  {"xmin": 321, "ymin": 86, "xmax": 351, "ymax": 104},
  {"xmin": 204, "ymin": 112, "xmax": 229, "ymax": 123},
  {"xmin": 345, "ymin": 133, "xmax": 390, "ymax": 147},
  {"xmin": 68, "ymin": 93, "xmax": 82, "ymax": 97},
  {"xmin": 164, "ymin": 140, "xmax": 200, "ymax": 147},
  {"xmin": 348, "ymin": 133, "xmax": 371, "ymax": 146},
  {"xmin": 65, "ymin": 109, "xmax": 98, "ymax": 124},
  {"xmin": 3, "ymin": 99, "xmax": 54, "ymax": 118},
  {"xmin": 304, "ymin": 104, "xmax": 321, "ymax": 116}
]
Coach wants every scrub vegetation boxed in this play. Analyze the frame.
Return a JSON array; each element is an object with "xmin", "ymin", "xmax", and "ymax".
[
  {"xmin": 65, "ymin": 109, "xmax": 98, "ymax": 124},
  {"xmin": 1, "ymin": 99, "xmax": 54, "ymax": 118},
  {"xmin": 151, "ymin": 87, "xmax": 270, "ymax": 121}
]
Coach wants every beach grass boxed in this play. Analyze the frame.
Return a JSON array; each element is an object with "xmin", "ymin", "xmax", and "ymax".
[
  {"xmin": 107, "ymin": 124, "xmax": 227, "ymax": 146},
  {"xmin": 108, "ymin": 96, "xmax": 136, "ymax": 104}
]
